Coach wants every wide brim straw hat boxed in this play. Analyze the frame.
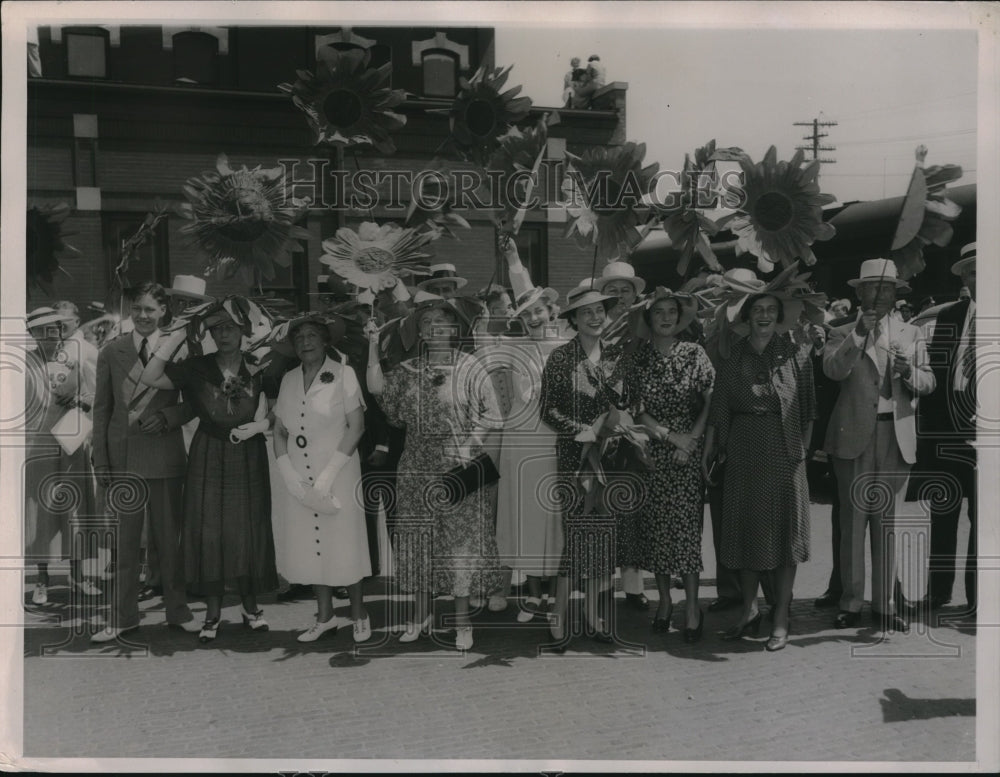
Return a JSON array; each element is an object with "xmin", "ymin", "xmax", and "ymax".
[
  {"xmin": 846, "ymin": 258, "xmax": 911, "ymax": 293},
  {"xmin": 596, "ymin": 261, "xmax": 646, "ymax": 296},
  {"xmin": 26, "ymin": 306, "xmax": 72, "ymax": 331},
  {"xmin": 635, "ymin": 287, "xmax": 699, "ymax": 338},
  {"xmin": 731, "ymin": 292, "xmax": 806, "ymax": 336},
  {"xmin": 558, "ymin": 282, "xmax": 617, "ymax": 319},
  {"xmin": 951, "ymin": 242, "xmax": 976, "ymax": 276},
  {"xmin": 398, "ymin": 293, "xmax": 475, "ymax": 351},
  {"xmin": 269, "ymin": 313, "xmax": 348, "ymax": 358},
  {"xmin": 165, "ymin": 274, "xmax": 213, "ymax": 302},
  {"xmin": 511, "ymin": 285, "xmax": 560, "ymax": 318},
  {"xmin": 416, "ymin": 263, "xmax": 468, "ymax": 291}
]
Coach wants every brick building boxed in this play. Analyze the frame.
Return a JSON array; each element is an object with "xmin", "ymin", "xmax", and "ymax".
[{"xmin": 27, "ymin": 24, "xmax": 630, "ymax": 313}]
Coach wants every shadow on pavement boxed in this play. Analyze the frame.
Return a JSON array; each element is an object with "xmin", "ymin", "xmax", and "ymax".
[{"xmin": 879, "ymin": 688, "xmax": 974, "ymax": 722}]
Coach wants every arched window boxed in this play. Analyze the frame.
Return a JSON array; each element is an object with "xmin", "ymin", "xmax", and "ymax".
[
  {"xmin": 422, "ymin": 50, "xmax": 458, "ymax": 98},
  {"xmin": 173, "ymin": 31, "xmax": 219, "ymax": 85}
]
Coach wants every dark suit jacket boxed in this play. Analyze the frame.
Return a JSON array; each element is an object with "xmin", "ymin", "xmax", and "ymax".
[{"xmin": 92, "ymin": 332, "xmax": 195, "ymax": 480}]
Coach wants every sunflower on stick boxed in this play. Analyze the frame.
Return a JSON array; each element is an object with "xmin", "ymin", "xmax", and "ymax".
[
  {"xmin": 179, "ymin": 153, "xmax": 311, "ymax": 288},
  {"xmin": 26, "ymin": 203, "xmax": 79, "ymax": 296},
  {"xmin": 319, "ymin": 220, "xmax": 440, "ymax": 295}
]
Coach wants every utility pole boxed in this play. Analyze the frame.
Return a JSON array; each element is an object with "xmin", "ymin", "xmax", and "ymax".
[{"xmin": 794, "ymin": 118, "xmax": 837, "ymax": 163}]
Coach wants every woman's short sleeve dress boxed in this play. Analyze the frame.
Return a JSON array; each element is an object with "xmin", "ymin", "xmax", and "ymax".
[
  {"xmin": 272, "ymin": 357, "xmax": 371, "ymax": 587},
  {"xmin": 378, "ymin": 353, "xmax": 504, "ymax": 598},
  {"xmin": 164, "ymin": 355, "xmax": 278, "ymax": 596}
]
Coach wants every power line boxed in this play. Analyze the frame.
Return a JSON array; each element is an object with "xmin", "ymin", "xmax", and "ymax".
[
  {"xmin": 835, "ymin": 90, "xmax": 976, "ymax": 121},
  {"xmin": 836, "ymin": 128, "xmax": 975, "ymax": 146}
]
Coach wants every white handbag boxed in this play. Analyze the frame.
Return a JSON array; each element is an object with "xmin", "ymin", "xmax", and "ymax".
[{"xmin": 50, "ymin": 406, "xmax": 92, "ymax": 455}]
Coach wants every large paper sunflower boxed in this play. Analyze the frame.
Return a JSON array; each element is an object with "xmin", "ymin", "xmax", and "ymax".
[
  {"xmin": 564, "ymin": 141, "xmax": 660, "ymax": 262},
  {"xmin": 319, "ymin": 221, "xmax": 437, "ymax": 292},
  {"xmin": 26, "ymin": 203, "xmax": 79, "ymax": 295},
  {"xmin": 180, "ymin": 153, "xmax": 311, "ymax": 285},
  {"xmin": 889, "ymin": 146, "xmax": 963, "ymax": 279},
  {"xmin": 726, "ymin": 146, "xmax": 836, "ymax": 272},
  {"xmin": 648, "ymin": 139, "xmax": 745, "ymax": 277},
  {"xmin": 278, "ymin": 47, "xmax": 406, "ymax": 155},
  {"xmin": 487, "ymin": 114, "xmax": 553, "ymax": 234},
  {"xmin": 443, "ymin": 64, "xmax": 532, "ymax": 167}
]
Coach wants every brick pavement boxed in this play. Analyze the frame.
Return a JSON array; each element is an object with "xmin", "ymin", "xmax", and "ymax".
[{"xmin": 19, "ymin": 499, "xmax": 978, "ymax": 765}]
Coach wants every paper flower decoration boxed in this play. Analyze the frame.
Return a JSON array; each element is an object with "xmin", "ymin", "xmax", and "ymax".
[
  {"xmin": 442, "ymin": 64, "xmax": 532, "ymax": 167},
  {"xmin": 486, "ymin": 114, "xmax": 554, "ymax": 234},
  {"xmin": 889, "ymin": 146, "xmax": 963, "ymax": 280},
  {"xmin": 26, "ymin": 203, "xmax": 79, "ymax": 294},
  {"xmin": 319, "ymin": 371, "xmax": 335, "ymax": 384},
  {"xmin": 647, "ymin": 140, "xmax": 745, "ymax": 277},
  {"xmin": 404, "ymin": 162, "xmax": 472, "ymax": 240},
  {"xmin": 179, "ymin": 153, "xmax": 311, "ymax": 285},
  {"xmin": 278, "ymin": 47, "xmax": 406, "ymax": 154},
  {"xmin": 320, "ymin": 221, "xmax": 436, "ymax": 291},
  {"xmin": 564, "ymin": 142, "xmax": 660, "ymax": 262},
  {"xmin": 726, "ymin": 146, "xmax": 836, "ymax": 272}
]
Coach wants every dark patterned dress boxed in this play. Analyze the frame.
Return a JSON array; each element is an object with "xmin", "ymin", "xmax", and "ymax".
[
  {"xmin": 623, "ymin": 340, "xmax": 715, "ymax": 575},
  {"xmin": 541, "ymin": 336, "xmax": 628, "ymax": 582},
  {"xmin": 378, "ymin": 353, "xmax": 504, "ymax": 597},
  {"xmin": 165, "ymin": 355, "xmax": 278, "ymax": 596},
  {"xmin": 709, "ymin": 335, "xmax": 815, "ymax": 571}
]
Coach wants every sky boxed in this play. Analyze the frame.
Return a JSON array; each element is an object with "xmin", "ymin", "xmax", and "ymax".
[{"xmin": 496, "ymin": 26, "xmax": 978, "ymax": 204}]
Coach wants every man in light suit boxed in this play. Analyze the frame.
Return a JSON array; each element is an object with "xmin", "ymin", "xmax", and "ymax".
[
  {"xmin": 90, "ymin": 282, "xmax": 198, "ymax": 642},
  {"xmin": 823, "ymin": 259, "xmax": 935, "ymax": 633}
]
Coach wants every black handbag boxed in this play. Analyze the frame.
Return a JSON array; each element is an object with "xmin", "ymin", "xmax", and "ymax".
[{"xmin": 440, "ymin": 452, "xmax": 500, "ymax": 505}]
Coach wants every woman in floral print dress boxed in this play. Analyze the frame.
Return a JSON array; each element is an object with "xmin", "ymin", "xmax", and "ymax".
[
  {"xmin": 622, "ymin": 289, "xmax": 714, "ymax": 643},
  {"xmin": 368, "ymin": 298, "xmax": 503, "ymax": 652}
]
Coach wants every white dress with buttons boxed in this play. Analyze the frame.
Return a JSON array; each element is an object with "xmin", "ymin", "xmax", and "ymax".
[{"xmin": 273, "ymin": 357, "xmax": 371, "ymax": 586}]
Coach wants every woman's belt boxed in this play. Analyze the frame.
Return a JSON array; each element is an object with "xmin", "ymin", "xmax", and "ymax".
[{"xmin": 196, "ymin": 420, "xmax": 247, "ymax": 442}]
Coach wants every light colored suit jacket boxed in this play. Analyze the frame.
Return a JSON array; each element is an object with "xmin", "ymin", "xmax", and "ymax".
[
  {"xmin": 822, "ymin": 315, "xmax": 935, "ymax": 464},
  {"xmin": 92, "ymin": 332, "xmax": 194, "ymax": 479}
]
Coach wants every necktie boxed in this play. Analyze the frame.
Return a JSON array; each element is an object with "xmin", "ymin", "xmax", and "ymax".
[
  {"xmin": 139, "ymin": 338, "xmax": 149, "ymax": 366},
  {"xmin": 961, "ymin": 315, "xmax": 976, "ymax": 386}
]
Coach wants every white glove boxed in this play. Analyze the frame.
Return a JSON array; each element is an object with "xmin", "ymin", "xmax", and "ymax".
[
  {"xmin": 300, "ymin": 486, "xmax": 341, "ymax": 515},
  {"xmin": 313, "ymin": 451, "xmax": 350, "ymax": 494},
  {"xmin": 154, "ymin": 328, "xmax": 187, "ymax": 361},
  {"xmin": 229, "ymin": 419, "xmax": 269, "ymax": 443},
  {"xmin": 276, "ymin": 454, "xmax": 308, "ymax": 501}
]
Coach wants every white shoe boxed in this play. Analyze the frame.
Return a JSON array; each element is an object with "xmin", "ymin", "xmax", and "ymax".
[
  {"xmin": 71, "ymin": 579, "xmax": 103, "ymax": 597},
  {"xmin": 240, "ymin": 606, "xmax": 269, "ymax": 632},
  {"xmin": 488, "ymin": 594, "xmax": 508, "ymax": 612},
  {"xmin": 455, "ymin": 626, "xmax": 474, "ymax": 651},
  {"xmin": 297, "ymin": 616, "xmax": 339, "ymax": 643},
  {"xmin": 353, "ymin": 615, "xmax": 372, "ymax": 643},
  {"xmin": 31, "ymin": 582, "xmax": 48, "ymax": 605},
  {"xmin": 399, "ymin": 615, "xmax": 432, "ymax": 643},
  {"xmin": 91, "ymin": 626, "xmax": 137, "ymax": 644},
  {"xmin": 517, "ymin": 597, "xmax": 543, "ymax": 623}
]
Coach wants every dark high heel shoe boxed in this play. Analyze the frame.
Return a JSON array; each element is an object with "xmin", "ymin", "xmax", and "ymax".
[
  {"xmin": 198, "ymin": 617, "xmax": 220, "ymax": 644},
  {"xmin": 720, "ymin": 611, "xmax": 762, "ymax": 640},
  {"xmin": 683, "ymin": 609, "xmax": 704, "ymax": 644},
  {"xmin": 652, "ymin": 603, "xmax": 673, "ymax": 633}
]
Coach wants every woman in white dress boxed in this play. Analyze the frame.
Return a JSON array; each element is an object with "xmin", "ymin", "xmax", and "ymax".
[{"xmin": 271, "ymin": 315, "xmax": 373, "ymax": 644}]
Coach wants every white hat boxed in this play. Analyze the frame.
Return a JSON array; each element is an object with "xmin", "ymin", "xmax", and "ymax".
[
  {"xmin": 166, "ymin": 274, "xmax": 211, "ymax": 301},
  {"xmin": 512, "ymin": 285, "xmax": 559, "ymax": 318},
  {"xmin": 721, "ymin": 268, "xmax": 766, "ymax": 292},
  {"xmin": 846, "ymin": 258, "xmax": 911, "ymax": 293},
  {"xmin": 416, "ymin": 263, "xmax": 468, "ymax": 291},
  {"xmin": 26, "ymin": 306, "xmax": 71, "ymax": 331},
  {"xmin": 951, "ymin": 242, "xmax": 976, "ymax": 276},
  {"xmin": 558, "ymin": 282, "xmax": 617, "ymax": 319},
  {"xmin": 596, "ymin": 261, "xmax": 645, "ymax": 296}
]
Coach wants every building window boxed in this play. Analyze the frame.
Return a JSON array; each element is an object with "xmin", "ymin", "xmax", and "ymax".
[
  {"xmin": 258, "ymin": 220, "xmax": 309, "ymax": 313},
  {"xmin": 65, "ymin": 27, "xmax": 109, "ymax": 78},
  {"xmin": 499, "ymin": 224, "xmax": 548, "ymax": 288},
  {"xmin": 173, "ymin": 31, "xmax": 219, "ymax": 85},
  {"xmin": 422, "ymin": 50, "xmax": 458, "ymax": 98},
  {"xmin": 101, "ymin": 212, "xmax": 170, "ymax": 289}
]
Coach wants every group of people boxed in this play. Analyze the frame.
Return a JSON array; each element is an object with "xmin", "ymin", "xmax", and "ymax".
[
  {"xmin": 23, "ymin": 237, "xmax": 978, "ymax": 654},
  {"xmin": 562, "ymin": 54, "xmax": 606, "ymax": 109}
]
